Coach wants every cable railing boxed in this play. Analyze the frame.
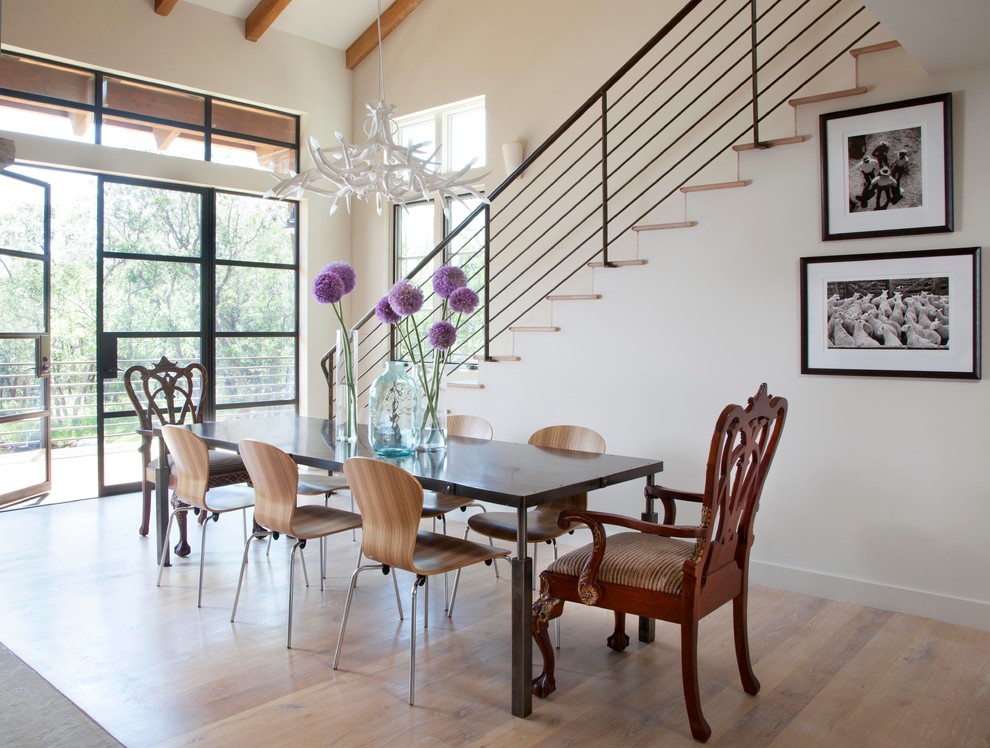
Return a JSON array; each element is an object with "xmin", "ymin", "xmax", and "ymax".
[
  {"xmin": 323, "ymin": 0, "xmax": 882, "ymax": 415},
  {"xmin": 0, "ymin": 357, "xmax": 296, "ymax": 450}
]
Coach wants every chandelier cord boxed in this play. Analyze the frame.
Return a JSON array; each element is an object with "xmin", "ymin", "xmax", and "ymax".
[{"xmin": 376, "ymin": 0, "xmax": 385, "ymax": 102}]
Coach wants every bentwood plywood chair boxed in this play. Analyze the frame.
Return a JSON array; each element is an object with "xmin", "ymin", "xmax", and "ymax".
[
  {"xmin": 156, "ymin": 426, "xmax": 255, "ymax": 608},
  {"xmin": 530, "ymin": 385, "xmax": 787, "ymax": 742},
  {"xmin": 334, "ymin": 457, "xmax": 509, "ymax": 705},
  {"xmin": 420, "ymin": 414, "xmax": 494, "ymax": 532},
  {"xmin": 233, "ymin": 439, "xmax": 364, "ymax": 648}
]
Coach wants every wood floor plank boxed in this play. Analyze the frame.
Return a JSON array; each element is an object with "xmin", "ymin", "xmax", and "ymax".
[{"xmin": 0, "ymin": 496, "xmax": 988, "ymax": 746}]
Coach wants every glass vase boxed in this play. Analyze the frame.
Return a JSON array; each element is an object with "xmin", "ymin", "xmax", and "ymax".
[
  {"xmin": 368, "ymin": 361, "xmax": 421, "ymax": 457},
  {"xmin": 334, "ymin": 328, "xmax": 359, "ymax": 443},
  {"xmin": 416, "ymin": 362, "xmax": 448, "ymax": 452}
]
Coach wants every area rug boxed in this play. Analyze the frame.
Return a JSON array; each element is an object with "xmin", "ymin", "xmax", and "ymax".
[{"xmin": 0, "ymin": 642, "xmax": 122, "ymax": 747}]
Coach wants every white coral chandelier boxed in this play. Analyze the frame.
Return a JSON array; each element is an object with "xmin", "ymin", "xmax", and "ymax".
[{"xmin": 266, "ymin": 0, "xmax": 487, "ymax": 217}]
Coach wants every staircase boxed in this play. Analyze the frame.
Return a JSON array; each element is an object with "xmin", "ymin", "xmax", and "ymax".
[{"xmin": 323, "ymin": 0, "xmax": 895, "ymax": 408}]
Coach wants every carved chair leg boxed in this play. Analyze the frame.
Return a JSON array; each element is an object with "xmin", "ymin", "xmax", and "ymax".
[
  {"xmin": 681, "ymin": 617, "xmax": 712, "ymax": 743},
  {"xmin": 532, "ymin": 593, "xmax": 563, "ymax": 698},
  {"xmin": 607, "ymin": 611, "xmax": 630, "ymax": 652},
  {"xmin": 172, "ymin": 493, "xmax": 192, "ymax": 558},
  {"xmin": 733, "ymin": 592, "xmax": 760, "ymax": 695}
]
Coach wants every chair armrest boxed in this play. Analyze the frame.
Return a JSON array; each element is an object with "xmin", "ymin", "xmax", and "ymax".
[
  {"xmin": 645, "ymin": 484, "xmax": 703, "ymax": 503},
  {"xmin": 554, "ymin": 510, "xmax": 703, "ymax": 606},
  {"xmin": 645, "ymin": 484, "xmax": 703, "ymax": 525}
]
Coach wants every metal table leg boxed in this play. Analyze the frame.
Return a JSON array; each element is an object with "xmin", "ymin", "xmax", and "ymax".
[
  {"xmin": 511, "ymin": 504, "xmax": 532, "ymax": 717},
  {"xmin": 155, "ymin": 434, "xmax": 170, "ymax": 567},
  {"xmin": 639, "ymin": 474, "xmax": 658, "ymax": 643}
]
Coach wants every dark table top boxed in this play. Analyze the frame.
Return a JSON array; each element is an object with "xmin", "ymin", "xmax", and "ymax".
[{"xmin": 187, "ymin": 415, "xmax": 663, "ymax": 509}]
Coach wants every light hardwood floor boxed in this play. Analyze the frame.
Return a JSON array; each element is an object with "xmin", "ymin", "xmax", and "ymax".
[{"xmin": 0, "ymin": 493, "xmax": 987, "ymax": 747}]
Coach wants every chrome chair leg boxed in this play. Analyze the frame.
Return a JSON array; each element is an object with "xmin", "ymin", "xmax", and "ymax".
[
  {"xmin": 156, "ymin": 508, "xmax": 179, "ymax": 586},
  {"xmin": 287, "ymin": 539, "xmax": 303, "ymax": 648},
  {"xmin": 447, "ymin": 566, "xmax": 463, "ymax": 618},
  {"xmin": 197, "ymin": 514, "xmax": 210, "ymax": 608},
  {"xmin": 333, "ymin": 562, "xmax": 379, "ymax": 669},
  {"xmin": 409, "ymin": 577, "xmax": 421, "ymax": 705},
  {"xmin": 230, "ymin": 529, "xmax": 271, "ymax": 622}
]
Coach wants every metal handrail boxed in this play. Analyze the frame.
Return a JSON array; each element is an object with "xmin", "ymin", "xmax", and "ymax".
[{"xmin": 322, "ymin": 0, "xmax": 881, "ymax": 416}]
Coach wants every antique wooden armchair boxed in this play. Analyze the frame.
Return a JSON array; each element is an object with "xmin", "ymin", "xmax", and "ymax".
[
  {"xmin": 124, "ymin": 356, "xmax": 250, "ymax": 555},
  {"xmin": 531, "ymin": 384, "xmax": 787, "ymax": 742}
]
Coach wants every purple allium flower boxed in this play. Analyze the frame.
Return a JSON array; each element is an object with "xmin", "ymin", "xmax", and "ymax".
[
  {"xmin": 374, "ymin": 295, "xmax": 402, "ymax": 325},
  {"xmin": 428, "ymin": 320, "xmax": 458, "ymax": 350},
  {"xmin": 324, "ymin": 261, "xmax": 357, "ymax": 294},
  {"xmin": 313, "ymin": 270, "xmax": 345, "ymax": 304},
  {"xmin": 432, "ymin": 265, "xmax": 467, "ymax": 299},
  {"xmin": 448, "ymin": 286, "xmax": 479, "ymax": 315},
  {"xmin": 388, "ymin": 280, "xmax": 425, "ymax": 316}
]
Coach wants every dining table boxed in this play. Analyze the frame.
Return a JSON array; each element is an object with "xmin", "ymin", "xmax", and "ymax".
[{"xmin": 154, "ymin": 414, "xmax": 663, "ymax": 718}]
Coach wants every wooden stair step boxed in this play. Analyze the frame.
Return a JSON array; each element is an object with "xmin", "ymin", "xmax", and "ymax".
[
  {"xmin": 587, "ymin": 259, "xmax": 648, "ymax": 268},
  {"xmin": 789, "ymin": 86, "xmax": 868, "ymax": 107},
  {"xmin": 509, "ymin": 326, "xmax": 561, "ymax": 333},
  {"xmin": 473, "ymin": 355, "xmax": 521, "ymax": 362},
  {"xmin": 850, "ymin": 40, "xmax": 900, "ymax": 58},
  {"xmin": 632, "ymin": 221, "xmax": 698, "ymax": 232},
  {"xmin": 680, "ymin": 180, "xmax": 750, "ymax": 194},
  {"xmin": 546, "ymin": 294, "xmax": 602, "ymax": 301},
  {"xmin": 733, "ymin": 135, "xmax": 810, "ymax": 152},
  {"xmin": 448, "ymin": 381, "xmax": 484, "ymax": 390}
]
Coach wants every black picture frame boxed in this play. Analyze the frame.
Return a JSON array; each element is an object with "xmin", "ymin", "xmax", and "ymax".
[
  {"xmin": 801, "ymin": 247, "xmax": 980, "ymax": 379},
  {"xmin": 820, "ymin": 93, "xmax": 953, "ymax": 241}
]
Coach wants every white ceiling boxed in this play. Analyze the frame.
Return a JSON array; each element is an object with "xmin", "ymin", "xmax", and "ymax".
[
  {"xmin": 181, "ymin": 0, "xmax": 396, "ymax": 50},
  {"xmin": 864, "ymin": 0, "xmax": 990, "ymax": 74}
]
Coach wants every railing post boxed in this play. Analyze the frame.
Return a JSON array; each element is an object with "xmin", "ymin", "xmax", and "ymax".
[
  {"xmin": 600, "ymin": 92, "xmax": 610, "ymax": 267},
  {"xmin": 749, "ymin": 0, "xmax": 764, "ymax": 148},
  {"xmin": 483, "ymin": 202, "xmax": 491, "ymax": 361}
]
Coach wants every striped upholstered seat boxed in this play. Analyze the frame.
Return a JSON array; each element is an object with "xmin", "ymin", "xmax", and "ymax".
[{"xmin": 545, "ymin": 532, "xmax": 696, "ymax": 596}]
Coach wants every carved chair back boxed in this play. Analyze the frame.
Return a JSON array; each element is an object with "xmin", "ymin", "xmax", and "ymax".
[
  {"xmin": 695, "ymin": 384, "xmax": 788, "ymax": 582},
  {"xmin": 123, "ymin": 356, "xmax": 208, "ymax": 457}
]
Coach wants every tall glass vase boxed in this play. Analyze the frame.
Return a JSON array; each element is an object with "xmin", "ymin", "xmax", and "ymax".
[
  {"xmin": 368, "ymin": 361, "xmax": 421, "ymax": 456},
  {"xmin": 334, "ymin": 328, "xmax": 359, "ymax": 443},
  {"xmin": 416, "ymin": 362, "xmax": 448, "ymax": 451}
]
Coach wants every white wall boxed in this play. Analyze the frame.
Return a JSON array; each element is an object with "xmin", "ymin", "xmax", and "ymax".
[
  {"xmin": 0, "ymin": 0, "xmax": 353, "ymax": 414},
  {"xmin": 352, "ymin": 0, "xmax": 990, "ymax": 630}
]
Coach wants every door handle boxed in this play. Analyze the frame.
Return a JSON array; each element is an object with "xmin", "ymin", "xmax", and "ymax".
[{"xmin": 36, "ymin": 335, "xmax": 51, "ymax": 378}]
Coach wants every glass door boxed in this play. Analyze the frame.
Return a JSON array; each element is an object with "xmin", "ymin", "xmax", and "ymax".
[
  {"xmin": 0, "ymin": 171, "xmax": 53, "ymax": 506},
  {"xmin": 97, "ymin": 177, "xmax": 208, "ymax": 494}
]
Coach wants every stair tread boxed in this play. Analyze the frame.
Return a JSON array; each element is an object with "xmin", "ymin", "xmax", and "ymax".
[
  {"xmin": 850, "ymin": 40, "xmax": 900, "ymax": 57},
  {"xmin": 448, "ymin": 382, "xmax": 484, "ymax": 390},
  {"xmin": 546, "ymin": 294, "xmax": 602, "ymax": 300},
  {"xmin": 632, "ymin": 221, "xmax": 698, "ymax": 232},
  {"xmin": 732, "ymin": 135, "xmax": 810, "ymax": 152},
  {"xmin": 509, "ymin": 326, "xmax": 561, "ymax": 332},
  {"xmin": 473, "ymin": 355, "xmax": 521, "ymax": 362},
  {"xmin": 789, "ymin": 86, "xmax": 868, "ymax": 107},
  {"xmin": 680, "ymin": 180, "xmax": 751, "ymax": 193},
  {"xmin": 588, "ymin": 259, "xmax": 648, "ymax": 268}
]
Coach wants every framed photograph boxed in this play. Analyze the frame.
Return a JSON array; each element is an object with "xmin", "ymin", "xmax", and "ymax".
[
  {"xmin": 801, "ymin": 247, "xmax": 980, "ymax": 379},
  {"xmin": 820, "ymin": 93, "xmax": 952, "ymax": 240}
]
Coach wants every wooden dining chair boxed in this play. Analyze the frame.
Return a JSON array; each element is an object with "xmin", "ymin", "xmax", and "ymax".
[
  {"xmin": 458, "ymin": 424, "xmax": 606, "ymax": 640},
  {"xmin": 420, "ymin": 414, "xmax": 494, "ymax": 608},
  {"xmin": 232, "ymin": 439, "xmax": 365, "ymax": 648},
  {"xmin": 333, "ymin": 456, "xmax": 509, "ymax": 705},
  {"xmin": 124, "ymin": 356, "xmax": 250, "ymax": 556},
  {"xmin": 530, "ymin": 384, "xmax": 788, "ymax": 742},
  {"xmin": 156, "ymin": 425, "xmax": 255, "ymax": 608}
]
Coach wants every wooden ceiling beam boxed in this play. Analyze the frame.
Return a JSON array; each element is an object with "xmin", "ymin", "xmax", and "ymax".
[
  {"xmin": 245, "ymin": 0, "xmax": 295, "ymax": 42},
  {"xmin": 346, "ymin": 0, "xmax": 427, "ymax": 70},
  {"xmin": 154, "ymin": 0, "xmax": 180, "ymax": 16}
]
